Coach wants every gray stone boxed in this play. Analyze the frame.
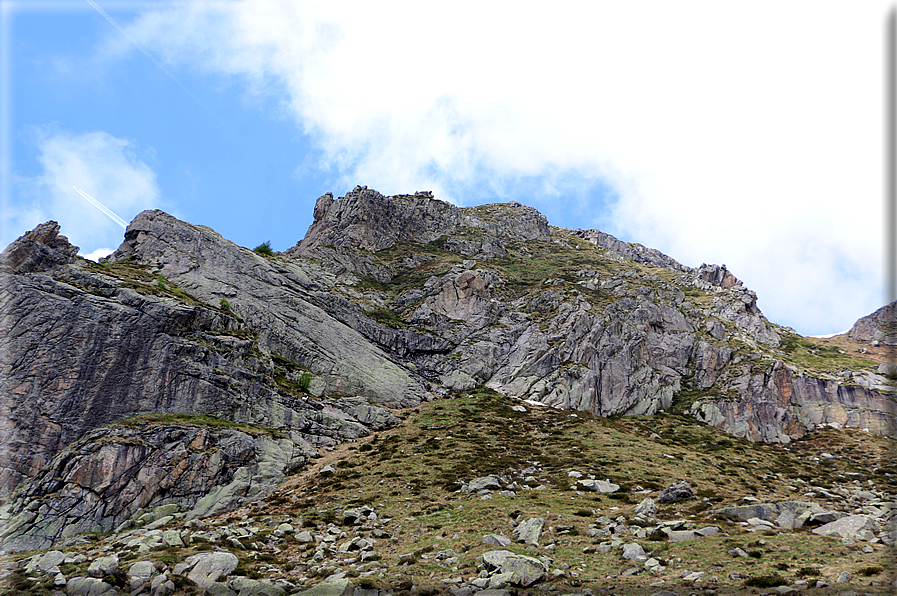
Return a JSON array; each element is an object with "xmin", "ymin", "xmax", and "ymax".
[
  {"xmin": 576, "ymin": 479, "xmax": 620, "ymax": 493},
  {"xmin": 465, "ymin": 475, "xmax": 503, "ymax": 493},
  {"xmin": 65, "ymin": 577, "xmax": 117, "ymax": 596},
  {"xmin": 481, "ymin": 550, "xmax": 547, "ymax": 587},
  {"xmin": 657, "ymin": 481, "xmax": 695, "ymax": 503},
  {"xmin": 635, "ymin": 498, "xmax": 658, "ymax": 517},
  {"xmin": 813, "ymin": 515, "xmax": 878, "ymax": 542},
  {"xmin": 27, "ymin": 550, "xmax": 65, "ymax": 573},
  {"xmin": 512, "ymin": 517, "xmax": 544, "ymax": 544},
  {"xmin": 622, "ymin": 542, "xmax": 647, "ymax": 561},
  {"xmin": 482, "ymin": 533, "xmax": 512, "ymax": 547},
  {"xmin": 128, "ymin": 560, "xmax": 156, "ymax": 590},
  {"xmin": 295, "ymin": 578, "xmax": 354, "ymax": 596},
  {"xmin": 184, "ymin": 551, "xmax": 239, "ymax": 588},
  {"xmin": 87, "ymin": 555, "xmax": 118, "ymax": 578}
]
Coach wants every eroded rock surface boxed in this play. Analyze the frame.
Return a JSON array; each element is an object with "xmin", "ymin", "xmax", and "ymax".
[{"xmin": 0, "ymin": 424, "xmax": 313, "ymax": 551}]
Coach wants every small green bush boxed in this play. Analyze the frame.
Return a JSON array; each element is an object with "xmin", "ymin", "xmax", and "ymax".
[
  {"xmin": 857, "ymin": 566, "xmax": 883, "ymax": 576},
  {"xmin": 744, "ymin": 574, "xmax": 786, "ymax": 588},
  {"xmin": 298, "ymin": 372, "xmax": 312, "ymax": 391},
  {"xmin": 253, "ymin": 241, "xmax": 274, "ymax": 256},
  {"xmin": 220, "ymin": 297, "xmax": 231, "ymax": 311}
]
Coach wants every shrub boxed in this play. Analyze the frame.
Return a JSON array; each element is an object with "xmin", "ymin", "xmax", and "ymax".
[
  {"xmin": 219, "ymin": 297, "xmax": 231, "ymax": 311},
  {"xmin": 744, "ymin": 574, "xmax": 786, "ymax": 588},
  {"xmin": 857, "ymin": 566, "xmax": 883, "ymax": 576},
  {"xmin": 298, "ymin": 372, "xmax": 312, "ymax": 392},
  {"xmin": 253, "ymin": 241, "xmax": 274, "ymax": 256}
]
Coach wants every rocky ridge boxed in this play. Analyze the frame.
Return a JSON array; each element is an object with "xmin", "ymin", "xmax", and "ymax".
[{"xmin": 0, "ymin": 186, "xmax": 894, "ymax": 593}]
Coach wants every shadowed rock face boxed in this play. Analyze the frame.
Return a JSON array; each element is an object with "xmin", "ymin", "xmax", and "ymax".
[
  {"xmin": 0, "ymin": 221, "xmax": 78, "ymax": 274},
  {"xmin": 0, "ymin": 424, "xmax": 314, "ymax": 551}
]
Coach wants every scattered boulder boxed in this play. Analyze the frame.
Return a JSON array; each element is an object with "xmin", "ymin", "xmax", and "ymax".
[
  {"xmin": 296, "ymin": 578, "xmax": 355, "ymax": 596},
  {"xmin": 66, "ymin": 577, "xmax": 117, "ymax": 596},
  {"xmin": 481, "ymin": 550, "xmax": 548, "ymax": 587},
  {"xmin": 657, "ymin": 481, "xmax": 695, "ymax": 503},
  {"xmin": 576, "ymin": 479, "xmax": 620, "ymax": 493},
  {"xmin": 812, "ymin": 515, "xmax": 878, "ymax": 542},
  {"xmin": 635, "ymin": 497, "xmax": 658, "ymax": 517},
  {"xmin": 512, "ymin": 517, "xmax": 544, "ymax": 544},
  {"xmin": 87, "ymin": 555, "xmax": 118, "ymax": 578},
  {"xmin": 181, "ymin": 551, "xmax": 239, "ymax": 588},
  {"xmin": 482, "ymin": 533, "xmax": 512, "ymax": 547},
  {"xmin": 622, "ymin": 542, "xmax": 647, "ymax": 561},
  {"xmin": 464, "ymin": 475, "xmax": 504, "ymax": 493}
]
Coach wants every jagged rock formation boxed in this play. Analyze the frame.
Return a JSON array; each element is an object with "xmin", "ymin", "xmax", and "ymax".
[{"xmin": 1, "ymin": 186, "xmax": 894, "ymax": 551}]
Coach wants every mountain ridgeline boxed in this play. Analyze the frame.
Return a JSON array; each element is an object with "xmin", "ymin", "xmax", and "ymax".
[{"xmin": 0, "ymin": 185, "xmax": 893, "ymax": 555}]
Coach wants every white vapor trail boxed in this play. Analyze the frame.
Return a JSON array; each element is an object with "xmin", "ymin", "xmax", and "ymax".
[
  {"xmin": 85, "ymin": 0, "xmax": 206, "ymax": 107},
  {"xmin": 72, "ymin": 186, "xmax": 128, "ymax": 228}
]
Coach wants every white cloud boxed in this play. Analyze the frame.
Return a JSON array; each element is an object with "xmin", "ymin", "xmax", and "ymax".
[
  {"xmin": 114, "ymin": 1, "xmax": 888, "ymax": 334},
  {"xmin": 81, "ymin": 247, "xmax": 115, "ymax": 262},
  {"xmin": 6, "ymin": 128, "xmax": 161, "ymax": 255}
]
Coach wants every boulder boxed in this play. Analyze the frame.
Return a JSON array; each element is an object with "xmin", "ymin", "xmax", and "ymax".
[
  {"xmin": 622, "ymin": 542, "xmax": 647, "ymax": 561},
  {"xmin": 295, "ymin": 578, "xmax": 354, "ymax": 596},
  {"xmin": 812, "ymin": 515, "xmax": 878, "ymax": 542},
  {"xmin": 482, "ymin": 533, "xmax": 512, "ymax": 547},
  {"xmin": 481, "ymin": 550, "xmax": 547, "ymax": 587},
  {"xmin": 635, "ymin": 498, "xmax": 658, "ymax": 517},
  {"xmin": 512, "ymin": 517, "xmax": 544, "ymax": 544},
  {"xmin": 657, "ymin": 481, "xmax": 695, "ymax": 503},
  {"xmin": 87, "ymin": 555, "xmax": 118, "ymax": 578},
  {"xmin": 576, "ymin": 479, "xmax": 620, "ymax": 493},
  {"xmin": 66, "ymin": 577, "xmax": 117, "ymax": 596},
  {"xmin": 183, "ymin": 551, "xmax": 239, "ymax": 588}
]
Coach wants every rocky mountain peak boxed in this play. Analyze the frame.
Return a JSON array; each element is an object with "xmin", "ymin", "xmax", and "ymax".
[
  {"xmin": 0, "ymin": 221, "xmax": 78, "ymax": 274},
  {"xmin": 291, "ymin": 186, "xmax": 551, "ymax": 258}
]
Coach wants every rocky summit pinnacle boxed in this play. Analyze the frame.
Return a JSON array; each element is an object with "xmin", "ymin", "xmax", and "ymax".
[{"xmin": 0, "ymin": 186, "xmax": 894, "ymax": 560}]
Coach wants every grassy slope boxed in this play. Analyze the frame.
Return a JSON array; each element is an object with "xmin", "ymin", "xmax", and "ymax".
[{"xmin": 234, "ymin": 388, "xmax": 894, "ymax": 594}]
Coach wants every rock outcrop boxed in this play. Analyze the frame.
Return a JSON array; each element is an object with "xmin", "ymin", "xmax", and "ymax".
[
  {"xmin": 0, "ymin": 220, "xmax": 403, "ymax": 497},
  {"xmin": 108, "ymin": 208, "xmax": 433, "ymax": 408},
  {"xmin": 848, "ymin": 301, "xmax": 896, "ymax": 345},
  {"xmin": 0, "ymin": 422, "xmax": 314, "ymax": 551}
]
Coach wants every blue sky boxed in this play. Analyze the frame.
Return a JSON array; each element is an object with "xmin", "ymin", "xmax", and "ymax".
[{"xmin": 1, "ymin": 0, "xmax": 891, "ymax": 336}]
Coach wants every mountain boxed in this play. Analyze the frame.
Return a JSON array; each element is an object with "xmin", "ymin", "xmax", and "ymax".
[{"xmin": 0, "ymin": 187, "xmax": 894, "ymax": 595}]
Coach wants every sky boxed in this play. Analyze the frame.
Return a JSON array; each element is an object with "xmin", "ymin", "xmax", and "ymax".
[{"xmin": 1, "ymin": 1, "xmax": 893, "ymax": 337}]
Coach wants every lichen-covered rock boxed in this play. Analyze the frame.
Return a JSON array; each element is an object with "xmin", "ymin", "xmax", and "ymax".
[{"xmin": 481, "ymin": 550, "xmax": 547, "ymax": 587}]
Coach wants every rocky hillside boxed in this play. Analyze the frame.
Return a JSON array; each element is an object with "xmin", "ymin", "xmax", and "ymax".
[{"xmin": 0, "ymin": 186, "xmax": 894, "ymax": 594}]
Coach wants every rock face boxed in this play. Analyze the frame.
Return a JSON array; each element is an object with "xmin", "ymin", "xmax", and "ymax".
[
  {"xmin": 0, "ymin": 220, "xmax": 402, "ymax": 498},
  {"xmin": 0, "ymin": 423, "xmax": 314, "ymax": 551},
  {"xmin": 108, "ymin": 208, "xmax": 433, "ymax": 408},
  {"xmin": 1, "ymin": 186, "xmax": 895, "ymax": 550},
  {"xmin": 848, "ymin": 301, "xmax": 896, "ymax": 345}
]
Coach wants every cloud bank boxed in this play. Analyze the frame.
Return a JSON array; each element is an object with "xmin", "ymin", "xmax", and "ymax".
[
  {"xmin": 7, "ymin": 129, "xmax": 160, "ymax": 255},
  {"xmin": 107, "ymin": 1, "xmax": 885, "ymax": 334}
]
